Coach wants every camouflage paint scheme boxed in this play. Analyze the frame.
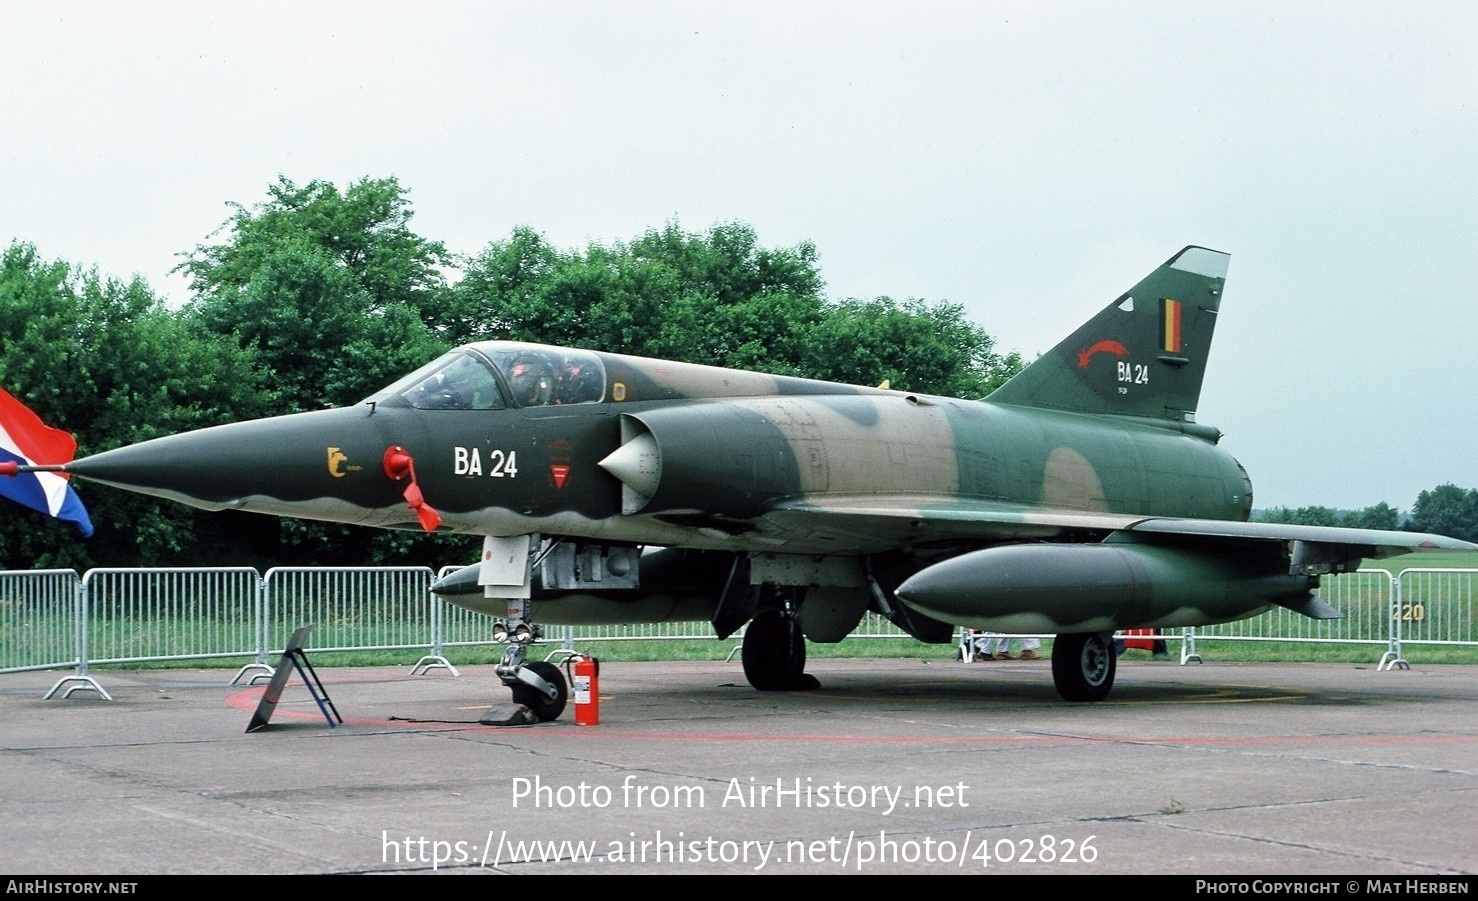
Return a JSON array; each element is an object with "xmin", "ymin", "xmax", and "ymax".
[{"xmin": 61, "ymin": 246, "xmax": 1477, "ymax": 703}]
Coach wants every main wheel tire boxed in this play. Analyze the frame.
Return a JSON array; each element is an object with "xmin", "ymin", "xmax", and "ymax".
[
  {"xmin": 742, "ymin": 609, "xmax": 806, "ymax": 691},
  {"xmin": 511, "ymin": 660, "xmax": 568, "ymax": 721},
  {"xmin": 1051, "ymin": 632, "xmax": 1116, "ymax": 702}
]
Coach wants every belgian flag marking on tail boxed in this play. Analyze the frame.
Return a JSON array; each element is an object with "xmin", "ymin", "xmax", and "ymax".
[
  {"xmin": 1160, "ymin": 298, "xmax": 1183, "ymax": 355},
  {"xmin": 986, "ymin": 245, "xmax": 1226, "ymax": 421}
]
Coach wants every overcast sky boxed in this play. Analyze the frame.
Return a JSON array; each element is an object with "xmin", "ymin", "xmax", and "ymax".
[{"xmin": 3, "ymin": 2, "xmax": 1474, "ymax": 511}]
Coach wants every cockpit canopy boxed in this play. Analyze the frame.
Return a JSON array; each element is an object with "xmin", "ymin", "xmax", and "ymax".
[{"xmin": 367, "ymin": 344, "xmax": 607, "ymax": 410}]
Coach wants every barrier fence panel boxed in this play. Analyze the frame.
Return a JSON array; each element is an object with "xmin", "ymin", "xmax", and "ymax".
[
  {"xmin": 1308, "ymin": 568, "xmax": 1398, "ymax": 644},
  {"xmin": 1395, "ymin": 569, "xmax": 1477, "ymax": 648},
  {"xmin": 82, "ymin": 568, "xmax": 263, "ymax": 666},
  {"xmin": 554, "ymin": 614, "xmax": 917, "ymax": 645},
  {"xmin": 437, "ymin": 600, "xmax": 503, "ymax": 650},
  {"xmin": 433, "ymin": 565, "xmax": 504, "ymax": 651},
  {"xmin": 556, "ymin": 621, "xmax": 722, "ymax": 644},
  {"xmin": 1188, "ymin": 569, "xmax": 1395, "ymax": 652},
  {"xmin": 263, "ymin": 567, "xmax": 435, "ymax": 655},
  {"xmin": 851, "ymin": 612, "xmax": 916, "ymax": 640},
  {"xmin": 0, "ymin": 570, "xmax": 82, "ymax": 674},
  {"xmin": 6, "ymin": 564, "xmax": 1474, "ymax": 692}
]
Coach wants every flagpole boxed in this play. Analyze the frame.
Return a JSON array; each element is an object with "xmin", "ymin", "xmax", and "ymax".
[{"xmin": 0, "ymin": 461, "xmax": 70, "ymax": 475}]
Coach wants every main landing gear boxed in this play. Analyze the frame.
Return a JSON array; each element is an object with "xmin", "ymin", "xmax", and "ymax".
[
  {"xmin": 741, "ymin": 598, "xmax": 820, "ymax": 692},
  {"xmin": 1050, "ymin": 632, "xmax": 1116, "ymax": 702}
]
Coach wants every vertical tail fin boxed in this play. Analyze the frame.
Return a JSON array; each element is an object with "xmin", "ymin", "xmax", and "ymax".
[{"xmin": 987, "ymin": 246, "xmax": 1229, "ymax": 423}]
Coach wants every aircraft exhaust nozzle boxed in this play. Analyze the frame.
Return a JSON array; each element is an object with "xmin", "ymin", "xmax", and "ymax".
[{"xmin": 896, "ymin": 542, "xmax": 1313, "ymax": 633}]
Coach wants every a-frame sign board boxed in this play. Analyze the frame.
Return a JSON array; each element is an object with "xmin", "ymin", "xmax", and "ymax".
[{"xmin": 245, "ymin": 624, "xmax": 342, "ymax": 733}]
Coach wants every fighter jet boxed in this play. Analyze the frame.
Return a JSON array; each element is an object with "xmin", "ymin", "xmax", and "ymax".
[{"xmin": 8, "ymin": 246, "xmax": 1473, "ymax": 718}]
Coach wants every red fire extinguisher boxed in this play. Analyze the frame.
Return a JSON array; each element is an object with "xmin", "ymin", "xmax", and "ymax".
[{"xmin": 572, "ymin": 654, "xmax": 600, "ymax": 726}]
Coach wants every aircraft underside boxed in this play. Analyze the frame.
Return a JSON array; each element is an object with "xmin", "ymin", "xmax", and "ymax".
[{"xmin": 430, "ymin": 531, "xmax": 1319, "ymax": 716}]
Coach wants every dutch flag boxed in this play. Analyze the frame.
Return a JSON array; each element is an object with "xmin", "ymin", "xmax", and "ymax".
[{"xmin": 0, "ymin": 388, "xmax": 93, "ymax": 537}]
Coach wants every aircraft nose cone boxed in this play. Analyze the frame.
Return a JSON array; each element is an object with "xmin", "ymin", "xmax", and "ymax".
[{"xmin": 67, "ymin": 406, "xmax": 404, "ymax": 520}]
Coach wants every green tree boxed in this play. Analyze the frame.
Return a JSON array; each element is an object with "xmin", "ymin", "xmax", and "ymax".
[
  {"xmin": 630, "ymin": 221, "xmax": 826, "ymax": 372},
  {"xmin": 631, "ymin": 220, "xmax": 824, "ymax": 311},
  {"xmin": 454, "ymin": 221, "xmax": 1020, "ymax": 397},
  {"xmin": 0, "ymin": 242, "xmax": 267, "ymax": 568},
  {"xmin": 801, "ymin": 297, "xmax": 1023, "ymax": 397},
  {"xmin": 1256, "ymin": 505, "xmax": 1341, "ymax": 527},
  {"xmin": 454, "ymin": 221, "xmax": 827, "ymax": 372},
  {"xmin": 1408, "ymin": 484, "xmax": 1478, "ymax": 543},
  {"xmin": 1343, "ymin": 501, "xmax": 1401, "ymax": 531},
  {"xmin": 180, "ymin": 176, "xmax": 452, "ymax": 410},
  {"xmin": 179, "ymin": 176, "xmax": 453, "ymax": 323},
  {"xmin": 442, "ymin": 225, "xmax": 560, "ymax": 343}
]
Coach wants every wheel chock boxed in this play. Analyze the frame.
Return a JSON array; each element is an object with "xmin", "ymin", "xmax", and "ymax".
[{"xmin": 479, "ymin": 703, "xmax": 540, "ymax": 726}]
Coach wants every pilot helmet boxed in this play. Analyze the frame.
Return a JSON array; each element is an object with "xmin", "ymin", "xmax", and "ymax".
[{"xmin": 508, "ymin": 359, "xmax": 552, "ymax": 405}]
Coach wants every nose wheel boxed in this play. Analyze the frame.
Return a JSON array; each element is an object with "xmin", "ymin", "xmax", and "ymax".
[
  {"xmin": 511, "ymin": 659, "xmax": 568, "ymax": 722},
  {"xmin": 496, "ymin": 644, "xmax": 569, "ymax": 722}
]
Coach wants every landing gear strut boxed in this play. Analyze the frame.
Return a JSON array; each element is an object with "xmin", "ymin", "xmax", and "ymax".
[
  {"xmin": 496, "ymin": 642, "xmax": 568, "ymax": 722},
  {"xmin": 742, "ymin": 595, "xmax": 819, "ymax": 691},
  {"xmin": 1051, "ymin": 632, "xmax": 1116, "ymax": 702},
  {"xmin": 476, "ymin": 535, "xmax": 596, "ymax": 722}
]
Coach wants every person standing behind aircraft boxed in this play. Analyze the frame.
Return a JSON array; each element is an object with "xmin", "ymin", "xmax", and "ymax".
[{"xmin": 993, "ymin": 635, "xmax": 1042, "ymax": 660}]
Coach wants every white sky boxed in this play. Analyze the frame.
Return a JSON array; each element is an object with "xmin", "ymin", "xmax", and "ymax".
[{"xmin": 3, "ymin": 2, "xmax": 1474, "ymax": 511}]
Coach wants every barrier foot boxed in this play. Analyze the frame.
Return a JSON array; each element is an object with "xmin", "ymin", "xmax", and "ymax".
[
  {"xmin": 1377, "ymin": 651, "xmax": 1410, "ymax": 671},
  {"xmin": 411, "ymin": 655, "xmax": 459, "ymax": 676},
  {"xmin": 231, "ymin": 662, "xmax": 274, "ymax": 685},
  {"xmin": 44, "ymin": 674, "xmax": 112, "ymax": 701}
]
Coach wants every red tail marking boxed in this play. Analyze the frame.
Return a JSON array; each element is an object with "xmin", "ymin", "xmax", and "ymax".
[{"xmin": 1076, "ymin": 340, "xmax": 1128, "ymax": 369}]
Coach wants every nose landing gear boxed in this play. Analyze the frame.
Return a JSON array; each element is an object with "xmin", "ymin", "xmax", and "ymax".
[
  {"xmin": 490, "ymin": 593, "xmax": 567, "ymax": 722},
  {"xmin": 496, "ymin": 643, "xmax": 568, "ymax": 722}
]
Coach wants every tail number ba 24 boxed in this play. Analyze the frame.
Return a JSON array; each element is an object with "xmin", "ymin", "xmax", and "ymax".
[{"xmin": 454, "ymin": 447, "xmax": 519, "ymax": 478}]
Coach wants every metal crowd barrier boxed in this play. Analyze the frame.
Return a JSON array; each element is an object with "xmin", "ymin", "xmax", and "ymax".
[
  {"xmin": 83, "ymin": 568, "xmax": 262, "ymax": 666},
  {"xmin": 2, "ymin": 564, "xmax": 1473, "ymax": 699},
  {"xmin": 1183, "ymin": 568, "xmax": 1394, "ymax": 656},
  {"xmin": 262, "ymin": 566, "xmax": 434, "ymax": 657},
  {"xmin": 1182, "ymin": 567, "xmax": 1478, "ymax": 668},
  {"xmin": 0, "ymin": 569, "xmax": 82, "ymax": 674}
]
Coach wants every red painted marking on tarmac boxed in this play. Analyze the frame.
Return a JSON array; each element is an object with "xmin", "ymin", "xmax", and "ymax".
[{"xmin": 226, "ymin": 683, "xmax": 497, "ymax": 732}]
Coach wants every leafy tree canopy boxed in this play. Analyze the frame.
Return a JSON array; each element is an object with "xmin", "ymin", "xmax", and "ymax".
[
  {"xmin": 1255, "ymin": 496, "xmax": 1478, "ymax": 544},
  {"xmin": 0, "ymin": 241, "xmax": 266, "ymax": 568},
  {"xmin": 1342, "ymin": 501, "xmax": 1400, "ymax": 532},
  {"xmin": 1408, "ymin": 484, "xmax": 1478, "ymax": 544},
  {"xmin": 1256, "ymin": 505, "xmax": 1342, "ymax": 527},
  {"xmin": 179, "ymin": 176, "xmax": 453, "ymax": 410},
  {"xmin": 453, "ymin": 222, "xmax": 825, "ymax": 364},
  {"xmin": 801, "ymin": 296, "xmax": 1023, "ymax": 398},
  {"xmin": 455, "ymin": 221, "xmax": 1021, "ymax": 397},
  {"xmin": 179, "ymin": 175, "xmax": 452, "ymax": 317}
]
